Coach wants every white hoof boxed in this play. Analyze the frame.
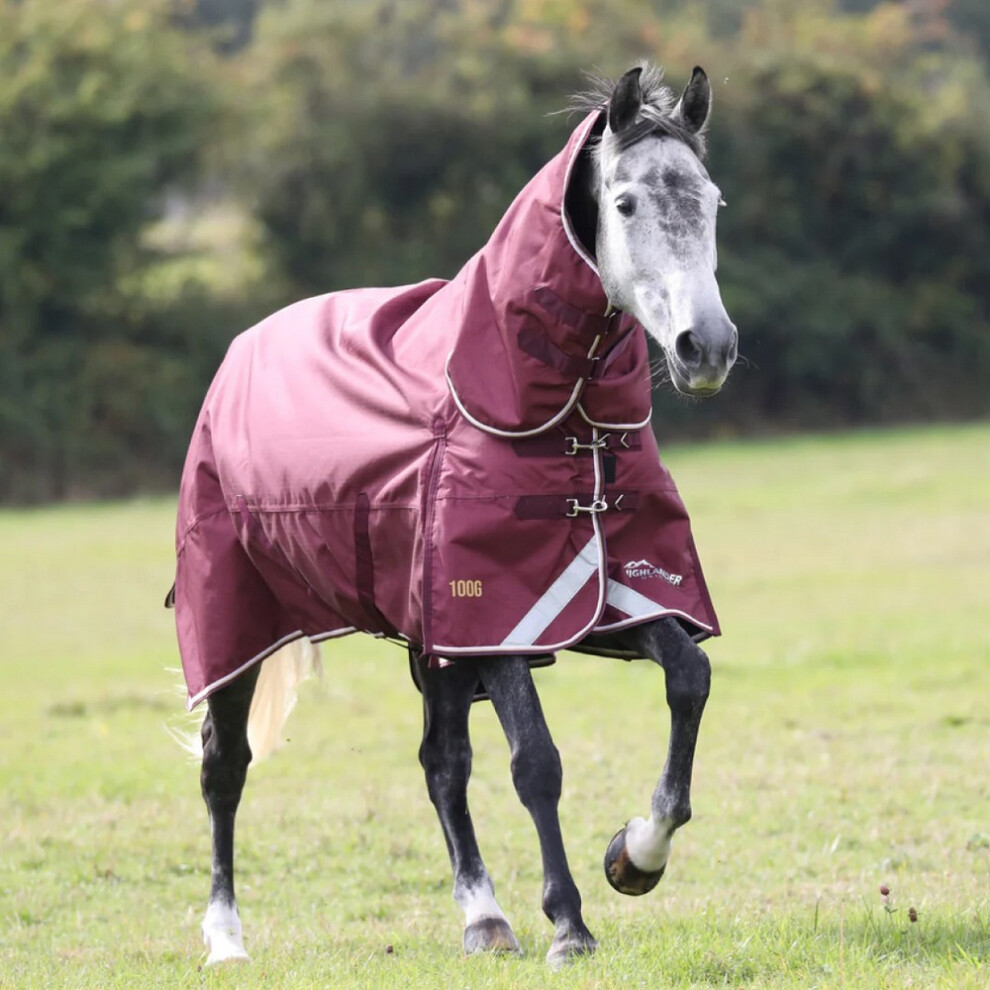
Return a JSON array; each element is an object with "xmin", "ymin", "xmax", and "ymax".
[
  {"xmin": 202, "ymin": 900, "xmax": 249, "ymax": 965},
  {"xmin": 204, "ymin": 930, "xmax": 250, "ymax": 965}
]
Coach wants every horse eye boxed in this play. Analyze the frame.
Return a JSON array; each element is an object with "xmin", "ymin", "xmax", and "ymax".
[{"xmin": 615, "ymin": 196, "xmax": 636, "ymax": 217}]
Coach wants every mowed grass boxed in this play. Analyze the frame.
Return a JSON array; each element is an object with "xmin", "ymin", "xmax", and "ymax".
[{"xmin": 1, "ymin": 424, "xmax": 988, "ymax": 989}]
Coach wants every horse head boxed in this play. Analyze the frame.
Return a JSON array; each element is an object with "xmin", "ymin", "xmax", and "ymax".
[{"xmin": 590, "ymin": 65, "xmax": 737, "ymax": 396}]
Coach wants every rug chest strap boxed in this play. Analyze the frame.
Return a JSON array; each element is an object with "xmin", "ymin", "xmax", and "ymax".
[
  {"xmin": 511, "ymin": 431, "xmax": 643, "ymax": 458},
  {"xmin": 513, "ymin": 490, "xmax": 639, "ymax": 519}
]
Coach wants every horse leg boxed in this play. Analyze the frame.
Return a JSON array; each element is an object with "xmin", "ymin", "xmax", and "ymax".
[
  {"xmin": 603, "ymin": 617, "xmax": 711, "ymax": 895},
  {"xmin": 199, "ymin": 665, "xmax": 261, "ymax": 964},
  {"xmin": 417, "ymin": 657, "xmax": 521, "ymax": 955},
  {"xmin": 478, "ymin": 655, "xmax": 596, "ymax": 967}
]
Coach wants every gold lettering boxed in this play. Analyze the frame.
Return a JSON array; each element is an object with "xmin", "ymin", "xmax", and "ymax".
[{"xmin": 449, "ymin": 579, "xmax": 483, "ymax": 598}]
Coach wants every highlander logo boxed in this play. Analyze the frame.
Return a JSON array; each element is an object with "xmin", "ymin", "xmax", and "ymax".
[{"xmin": 624, "ymin": 559, "xmax": 683, "ymax": 586}]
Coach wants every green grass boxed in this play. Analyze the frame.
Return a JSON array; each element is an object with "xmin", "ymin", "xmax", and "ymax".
[{"xmin": 1, "ymin": 424, "xmax": 988, "ymax": 988}]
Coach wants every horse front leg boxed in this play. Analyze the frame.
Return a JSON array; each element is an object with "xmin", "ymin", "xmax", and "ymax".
[
  {"xmin": 416, "ymin": 655, "xmax": 521, "ymax": 955},
  {"xmin": 603, "ymin": 617, "xmax": 711, "ymax": 895},
  {"xmin": 478, "ymin": 655, "xmax": 597, "ymax": 967},
  {"xmin": 199, "ymin": 665, "xmax": 260, "ymax": 963}
]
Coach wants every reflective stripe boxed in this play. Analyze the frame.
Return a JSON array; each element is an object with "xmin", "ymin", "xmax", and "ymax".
[
  {"xmin": 501, "ymin": 535, "xmax": 600, "ymax": 646},
  {"xmin": 605, "ymin": 579, "xmax": 664, "ymax": 618}
]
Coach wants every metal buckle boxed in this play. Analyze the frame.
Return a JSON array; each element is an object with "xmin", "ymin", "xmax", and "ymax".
[
  {"xmin": 565, "ymin": 436, "xmax": 610, "ymax": 456},
  {"xmin": 565, "ymin": 497, "xmax": 609, "ymax": 517},
  {"xmin": 563, "ymin": 433, "xmax": 631, "ymax": 455}
]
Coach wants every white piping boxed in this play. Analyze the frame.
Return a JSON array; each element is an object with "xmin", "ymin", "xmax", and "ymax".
[
  {"xmin": 186, "ymin": 626, "xmax": 357, "ymax": 710},
  {"xmin": 600, "ymin": 579, "xmax": 714, "ymax": 634},
  {"xmin": 577, "ymin": 401, "xmax": 652, "ymax": 432},
  {"xmin": 309, "ymin": 627, "xmax": 359, "ymax": 644},
  {"xmin": 500, "ymin": 535, "xmax": 600, "ymax": 646},
  {"xmin": 187, "ymin": 630, "xmax": 305, "ymax": 710},
  {"xmin": 592, "ymin": 609, "xmax": 714, "ymax": 637},
  {"xmin": 445, "ymin": 352, "xmax": 585, "ymax": 439},
  {"xmin": 594, "ymin": 577, "xmax": 714, "ymax": 634}
]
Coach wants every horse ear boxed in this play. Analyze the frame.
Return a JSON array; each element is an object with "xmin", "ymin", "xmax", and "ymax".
[
  {"xmin": 673, "ymin": 66, "xmax": 711, "ymax": 134},
  {"xmin": 608, "ymin": 67, "xmax": 643, "ymax": 134}
]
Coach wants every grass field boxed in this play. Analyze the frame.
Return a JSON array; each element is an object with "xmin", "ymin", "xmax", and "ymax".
[{"xmin": 1, "ymin": 424, "xmax": 988, "ymax": 988}]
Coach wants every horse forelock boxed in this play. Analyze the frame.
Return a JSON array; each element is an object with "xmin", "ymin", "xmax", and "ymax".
[{"xmin": 566, "ymin": 62, "xmax": 707, "ymax": 162}]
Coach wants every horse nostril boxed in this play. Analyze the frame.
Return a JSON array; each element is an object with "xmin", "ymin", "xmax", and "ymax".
[
  {"xmin": 674, "ymin": 330, "xmax": 705, "ymax": 370},
  {"xmin": 726, "ymin": 328, "xmax": 738, "ymax": 366}
]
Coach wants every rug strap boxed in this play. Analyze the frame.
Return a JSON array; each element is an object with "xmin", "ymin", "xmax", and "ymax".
[
  {"xmin": 354, "ymin": 492, "xmax": 398, "ymax": 637},
  {"xmin": 513, "ymin": 490, "xmax": 640, "ymax": 519}
]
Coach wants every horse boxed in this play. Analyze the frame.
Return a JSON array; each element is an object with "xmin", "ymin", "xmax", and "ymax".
[{"xmin": 169, "ymin": 63, "xmax": 737, "ymax": 967}]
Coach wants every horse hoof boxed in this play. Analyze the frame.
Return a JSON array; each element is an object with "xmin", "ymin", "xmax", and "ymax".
[
  {"xmin": 463, "ymin": 917, "xmax": 522, "ymax": 956},
  {"xmin": 203, "ymin": 933, "xmax": 250, "ymax": 966},
  {"xmin": 604, "ymin": 825, "xmax": 665, "ymax": 895},
  {"xmin": 546, "ymin": 932, "xmax": 597, "ymax": 968}
]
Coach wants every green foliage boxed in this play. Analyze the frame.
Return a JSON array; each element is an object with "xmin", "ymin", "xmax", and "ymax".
[
  {"xmin": 842, "ymin": 0, "xmax": 990, "ymax": 59},
  {"xmin": 0, "ymin": 0, "xmax": 228, "ymax": 500},
  {"xmin": 657, "ymin": 0, "xmax": 990, "ymax": 431},
  {"xmin": 951, "ymin": 0, "xmax": 990, "ymax": 57},
  {"xmin": 174, "ymin": 0, "xmax": 261, "ymax": 54}
]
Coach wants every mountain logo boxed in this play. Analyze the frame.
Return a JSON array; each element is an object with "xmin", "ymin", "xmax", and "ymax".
[{"xmin": 623, "ymin": 559, "xmax": 684, "ymax": 586}]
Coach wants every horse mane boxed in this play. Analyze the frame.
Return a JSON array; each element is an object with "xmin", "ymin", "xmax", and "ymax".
[{"xmin": 566, "ymin": 62, "xmax": 707, "ymax": 159}]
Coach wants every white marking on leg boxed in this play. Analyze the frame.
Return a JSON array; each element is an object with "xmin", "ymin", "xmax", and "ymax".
[
  {"xmin": 623, "ymin": 815, "xmax": 674, "ymax": 873},
  {"xmin": 202, "ymin": 899, "xmax": 249, "ymax": 965},
  {"xmin": 454, "ymin": 876, "xmax": 511, "ymax": 927}
]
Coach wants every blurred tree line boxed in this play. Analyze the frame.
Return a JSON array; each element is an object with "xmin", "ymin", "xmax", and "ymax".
[{"xmin": 1, "ymin": 0, "xmax": 988, "ymax": 501}]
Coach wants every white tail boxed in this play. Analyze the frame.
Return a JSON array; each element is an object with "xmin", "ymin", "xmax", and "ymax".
[
  {"xmin": 170, "ymin": 638, "xmax": 322, "ymax": 763},
  {"xmin": 247, "ymin": 638, "xmax": 322, "ymax": 761}
]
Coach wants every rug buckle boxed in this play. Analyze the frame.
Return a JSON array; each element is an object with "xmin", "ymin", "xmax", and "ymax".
[
  {"xmin": 565, "ymin": 497, "xmax": 609, "ymax": 517},
  {"xmin": 565, "ymin": 436, "xmax": 610, "ymax": 456}
]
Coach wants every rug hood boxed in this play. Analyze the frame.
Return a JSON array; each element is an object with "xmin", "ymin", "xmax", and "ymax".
[{"xmin": 444, "ymin": 111, "xmax": 653, "ymax": 436}]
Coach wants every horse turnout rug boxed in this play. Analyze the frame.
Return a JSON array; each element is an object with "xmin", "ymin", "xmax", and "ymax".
[{"xmin": 170, "ymin": 111, "xmax": 719, "ymax": 710}]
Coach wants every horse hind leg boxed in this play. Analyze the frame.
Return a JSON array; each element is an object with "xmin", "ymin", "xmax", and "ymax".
[
  {"xmin": 478, "ymin": 655, "xmax": 596, "ymax": 967},
  {"xmin": 416, "ymin": 655, "xmax": 521, "ymax": 956},
  {"xmin": 199, "ymin": 664, "xmax": 261, "ymax": 964},
  {"xmin": 603, "ymin": 617, "xmax": 710, "ymax": 895}
]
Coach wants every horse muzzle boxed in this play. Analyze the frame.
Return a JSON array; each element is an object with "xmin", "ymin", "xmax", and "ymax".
[{"xmin": 668, "ymin": 320, "xmax": 738, "ymax": 396}]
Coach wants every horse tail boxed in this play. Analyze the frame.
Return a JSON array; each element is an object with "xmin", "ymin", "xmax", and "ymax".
[
  {"xmin": 247, "ymin": 638, "xmax": 323, "ymax": 762},
  {"xmin": 169, "ymin": 638, "xmax": 322, "ymax": 763}
]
